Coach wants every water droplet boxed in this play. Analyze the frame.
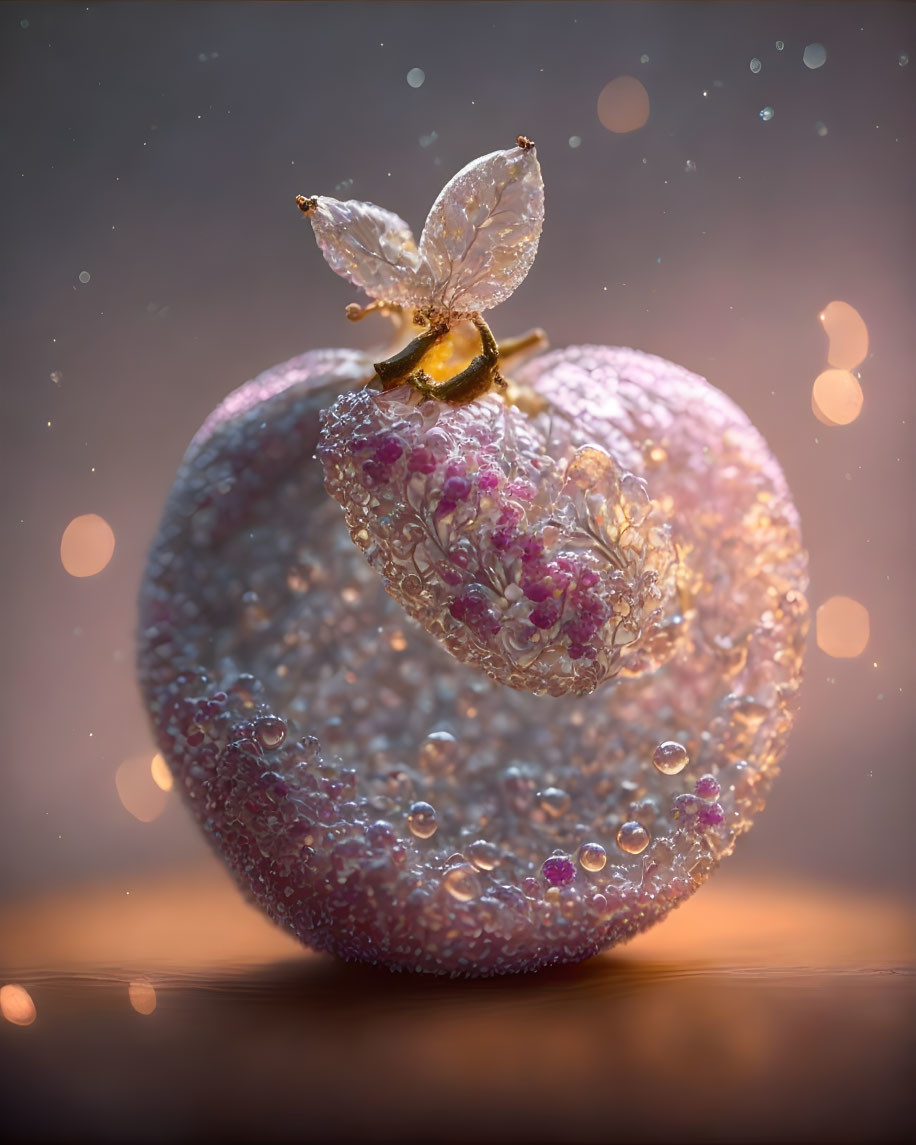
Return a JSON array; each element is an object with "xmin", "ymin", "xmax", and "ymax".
[
  {"xmin": 467, "ymin": 840, "xmax": 499, "ymax": 871},
  {"xmin": 443, "ymin": 864, "xmax": 479, "ymax": 901},
  {"xmin": 418, "ymin": 131, "xmax": 438, "ymax": 149},
  {"xmin": 750, "ymin": 58, "xmax": 762, "ymax": 74},
  {"xmin": 815, "ymin": 121, "xmax": 829, "ymax": 137},
  {"xmin": 538, "ymin": 787, "xmax": 571, "ymax": 818},
  {"xmin": 684, "ymin": 159, "xmax": 696, "ymax": 173},
  {"xmin": 254, "ymin": 716, "xmax": 286, "ymax": 750},
  {"xmin": 759, "ymin": 106, "xmax": 774, "ymax": 122},
  {"xmin": 406, "ymin": 67, "xmax": 425, "ymax": 89},
  {"xmin": 803, "ymin": 43, "xmax": 827, "ymax": 70},
  {"xmin": 899, "ymin": 53, "xmax": 909, "ymax": 68},
  {"xmin": 568, "ymin": 135, "xmax": 582, "ymax": 149},
  {"xmin": 419, "ymin": 730, "xmax": 458, "ymax": 774},
  {"xmin": 652, "ymin": 740, "xmax": 689, "ymax": 776},
  {"xmin": 616, "ymin": 820, "xmax": 650, "ymax": 854},
  {"xmin": 407, "ymin": 801, "xmax": 438, "ymax": 839},
  {"xmin": 578, "ymin": 842, "xmax": 608, "ymax": 872},
  {"xmin": 50, "ymin": 370, "xmax": 63, "ymax": 385},
  {"xmin": 78, "ymin": 270, "xmax": 91, "ymax": 284},
  {"xmin": 775, "ymin": 40, "xmax": 785, "ymax": 51},
  {"xmin": 640, "ymin": 54, "xmax": 650, "ymax": 64}
]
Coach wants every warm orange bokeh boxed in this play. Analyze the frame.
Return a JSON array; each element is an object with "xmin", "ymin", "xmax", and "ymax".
[
  {"xmin": 819, "ymin": 301, "xmax": 869, "ymax": 370},
  {"xmin": 816, "ymin": 595, "xmax": 870, "ymax": 658},
  {"xmin": 0, "ymin": 983, "xmax": 37, "ymax": 1026},
  {"xmin": 811, "ymin": 368, "xmax": 864, "ymax": 426},
  {"xmin": 115, "ymin": 756, "xmax": 170, "ymax": 823},
  {"xmin": 150, "ymin": 753, "xmax": 174, "ymax": 792},
  {"xmin": 60, "ymin": 513, "xmax": 116, "ymax": 578},
  {"xmin": 597, "ymin": 76, "xmax": 650, "ymax": 133}
]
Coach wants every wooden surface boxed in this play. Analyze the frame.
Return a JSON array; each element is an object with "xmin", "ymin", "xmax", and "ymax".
[{"xmin": 1, "ymin": 862, "xmax": 913, "ymax": 1143}]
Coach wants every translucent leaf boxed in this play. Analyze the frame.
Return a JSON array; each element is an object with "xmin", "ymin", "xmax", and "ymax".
[
  {"xmin": 417, "ymin": 144, "xmax": 544, "ymax": 315},
  {"xmin": 307, "ymin": 197, "xmax": 424, "ymax": 306}
]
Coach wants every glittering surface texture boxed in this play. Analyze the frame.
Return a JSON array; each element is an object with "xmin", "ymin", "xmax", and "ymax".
[{"xmin": 137, "ymin": 344, "xmax": 807, "ymax": 976}]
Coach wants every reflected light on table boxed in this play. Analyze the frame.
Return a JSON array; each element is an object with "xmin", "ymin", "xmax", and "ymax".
[
  {"xmin": 59, "ymin": 513, "xmax": 116, "ymax": 578},
  {"xmin": 811, "ymin": 368, "xmax": 864, "ymax": 426},
  {"xmin": 128, "ymin": 980, "xmax": 157, "ymax": 1015},
  {"xmin": 0, "ymin": 984, "xmax": 37, "ymax": 1027},
  {"xmin": 819, "ymin": 301, "xmax": 869, "ymax": 370},
  {"xmin": 816, "ymin": 595, "xmax": 870, "ymax": 658}
]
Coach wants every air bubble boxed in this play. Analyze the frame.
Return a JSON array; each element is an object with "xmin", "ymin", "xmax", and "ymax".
[
  {"xmin": 759, "ymin": 107, "xmax": 774, "ymax": 122},
  {"xmin": 652, "ymin": 740, "xmax": 689, "ymax": 775},
  {"xmin": 578, "ymin": 842, "xmax": 607, "ymax": 872},
  {"xmin": 899, "ymin": 53, "xmax": 909, "ymax": 68},
  {"xmin": 78, "ymin": 270, "xmax": 91, "ymax": 284},
  {"xmin": 775, "ymin": 40, "xmax": 785, "ymax": 51},
  {"xmin": 407, "ymin": 801, "xmax": 438, "ymax": 839},
  {"xmin": 406, "ymin": 68, "xmax": 425, "ymax": 89},
  {"xmin": 568, "ymin": 136, "xmax": 582, "ymax": 149},
  {"xmin": 803, "ymin": 43, "xmax": 827, "ymax": 70},
  {"xmin": 750, "ymin": 58, "xmax": 762, "ymax": 74},
  {"xmin": 616, "ymin": 821, "xmax": 650, "ymax": 854}
]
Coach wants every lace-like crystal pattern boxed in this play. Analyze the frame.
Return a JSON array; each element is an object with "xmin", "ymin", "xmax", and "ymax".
[{"xmin": 318, "ymin": 385, "xmax": 681, "ymax": 696}]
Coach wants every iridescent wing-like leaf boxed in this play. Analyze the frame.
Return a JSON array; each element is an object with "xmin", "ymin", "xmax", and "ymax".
[
  {"xmin": 306, "ymin": 197, "xmax": 424, "ymax": 306},
  {"xmin": 416, "ymin": 144, "xmax": 544, "ymax": 316}
]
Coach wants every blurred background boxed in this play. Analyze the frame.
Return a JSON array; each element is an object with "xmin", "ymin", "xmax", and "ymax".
[{"xmin": 0, "ymin": 3, "xmax": 913, "ymax": 1139}]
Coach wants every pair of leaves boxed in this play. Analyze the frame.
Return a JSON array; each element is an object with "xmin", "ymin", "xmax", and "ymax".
[{"xmin": 303, "ymin": 142, "xmax": 544, "ymax": 318}]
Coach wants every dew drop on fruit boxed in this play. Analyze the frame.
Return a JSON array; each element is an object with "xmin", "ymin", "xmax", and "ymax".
[
  {"xmin": 407, "ymin": 801, "xmax": 438, "ymax": 839},
  {"xmin": 652, "ymin": 740, "xmax": 689, "ymax": 775},
  {"xmin": 467, "ymin": 840, "xmax": 499, "ymax": 871},
  {"xmin": 616, "ymin": 820, "xmax": 650, "ymax": 854},
  {"xmin": 418, "ymin": 730, "xmax": 458, "ymax": 774},
  {"xmin": 254, "ymin": 716, "xmax": 287, "ymax": 750},
  {"xmin": 578, "ymin": 842, "xmax": 608, "ymax": 872},
  {"xmin": 538, "ymin": 787, "xmax": 571, "ymax": 818},
  {"xmin": 443, "ymin": 864, "xmax": 480, "ymax": 902}
]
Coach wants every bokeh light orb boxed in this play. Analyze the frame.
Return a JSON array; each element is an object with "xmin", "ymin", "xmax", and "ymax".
[
  {"xmin": 816, "ymin": 596, "xmax": 870, "ymax": 659},
  {"xmin": 60, "ymin": 513, "xmax": 115, "ymax": 578},
  {"xmin": 811, "ymin": 369, "xmax": 864, "ymax": 426},
  {"xmin": 115, "ymin": 756, "xmax": 169, "ymax": 823},
  {"xmin": 0, "ymin": 984, "xmax": 36, "ymax": 1026},
  {"xmin": 597, "ymin": 76, "xmax": 650, "ymax": 133},
  {"xmin": 819, "ymin": 301, "xmax": 869, "ymax": 370}
]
